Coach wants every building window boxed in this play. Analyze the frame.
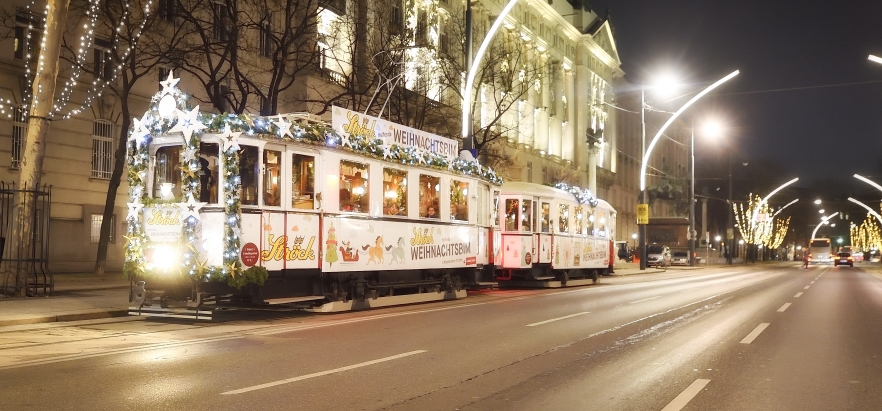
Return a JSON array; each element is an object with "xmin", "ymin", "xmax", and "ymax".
[
  {"xmin": 90, "ymin": 214, "xmax": 115, "ymax": 243},
  {"xmin": 93, "ymin": 38, "xmax": 113, "ymax": 81},
  {"xmin": 14, "ymin": 10, "xmax": 40, "ymax": 61},
  {"xmin": 390, "ymin": 1, "xmax": 403, "ymax": 33},
  {"xmin": 91, "ymin": 120, "xmax": 114, "ymax": 179},
  {"xmin": 259, "ymin": 14, "xmax": 273, "ymax": 57},
  {"xmin": 159, "ymin": 0, "xmax": 175, "ymax": 22},
  {"xmin": 526, "ymin": 161, "xmax": 533, "ymax": 182},
  {"xmin": 12, "ymin": 105, "xmax": 26, "ymax": 169},
  {"xmin": 416, "ymin": 10, "xmax": 428, "ymax": 44},
  {"xmin": 213, "ymin": 2, "xmax": 230, "ymax": 41}
]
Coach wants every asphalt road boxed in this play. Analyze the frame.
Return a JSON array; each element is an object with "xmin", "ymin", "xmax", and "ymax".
[{"xmin": 1, "ymin": 264, "xmax": 881, "ymax": 410}]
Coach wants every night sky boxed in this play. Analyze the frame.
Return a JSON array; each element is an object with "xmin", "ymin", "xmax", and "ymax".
[{"xmin": 592, "ymin": 0, "xmax": 882, "ymax": 186}]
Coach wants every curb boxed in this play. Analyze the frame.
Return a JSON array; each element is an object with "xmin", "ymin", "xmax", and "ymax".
[{"xmin": 0, "ymin": 309, "xmax": 129, "ymax": 328}]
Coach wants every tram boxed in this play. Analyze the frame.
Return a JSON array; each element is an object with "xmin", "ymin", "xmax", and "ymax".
[{"xmin": 125, "ymin": 74, "xmax": 615, "ymax": 314}]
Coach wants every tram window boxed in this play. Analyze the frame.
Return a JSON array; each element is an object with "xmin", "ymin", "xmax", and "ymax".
[
  {"xmin": 574, "ymin": 206, "xmax": 583, "ymax": 235},
  {"xmin": 540, "ymin": 202, "xmax": 551, "ymax": 233},
  {"xmin": 504, "ymin": 199, "xmax": 519, "ymax": 231},
  {"xmin": 596, "ymin": 210, "xmax": 607, "ymax": 237},
  {"xmin": 340, "ymin": 160, "xmax": 369, "ymax": 213},
  {"xmin": 383, "ymin": 168, "xmax": 407, "ymax": 216},
  {"xmin": 492, "ymin": 190, "xmax": 500, "ymax": 227},
  {"xmin": 291, "ymin": 154, "xmax": 315, "ymax": 209},
  {"xmin": 239, "ymin": 146, "xmax": 259, "ymax": 205},
  {"xmin": 521, "ymin": 200, "xmax": 533, "ymax": 232},
  {"xmin": 263, "ymin": 149, "xmax": 282, "ymax": 206},
  {"xmin": 558, "ymin": 204, "xmax": 570, "ymax": 233},
  {"xmin": 587, "ymin": 209, "xmax": 596, "ymax": 235},
  {"xmin": 450, "ymin": 180, "xmax": 468, "ymax": 221},
  {"xmin": 419, "ymin": 174, "xmax": 440, "ymax": 218},
  {"xmin": 153, "ymin": 145, "xmax": 181, "ymax": 200},
  {"xmin": 477, "ymin": 185, "xmax": 489, "ymax": 225},
  {"xmin": 198, "ymin": 143, "xmax": 219, "ymax": 203}
]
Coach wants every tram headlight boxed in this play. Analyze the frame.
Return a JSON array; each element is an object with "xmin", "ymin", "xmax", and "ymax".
[{"xmin": 149, "ymin": 245, "xmax": 180, "ymax": 271}]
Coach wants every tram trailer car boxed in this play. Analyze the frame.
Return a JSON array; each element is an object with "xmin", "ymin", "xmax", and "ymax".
[
  {"xmin": 491, "ymin": 182, "xmax": 616, "ymax": 285},
  {"xmin": 127, "ymin": 99, "xmax": 503, "ymax": 312}
]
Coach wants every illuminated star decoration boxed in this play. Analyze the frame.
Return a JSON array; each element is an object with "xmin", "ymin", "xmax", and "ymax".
[
  {"xmin": 178, "ymin": 193, "xmax": 207, "ymax": 221},
  {"xmin": 340, "ymin": 133, "xmax": 351, "ymax": 148},
  {"xmin": 128, "ymin": 117, "xmax": 151, "ymax": 146},
  {"xmin": 159, "ymin": 71, "xmax": 180, "ymax": 96},
  {"xmin": 274, "ymin": 114, "xmax": 293, "ymax": 138},
  {"xmin": 220, "ymin": 124, "xmax": 242, "ymax": 152},
  {"xmin": 127, "ymin": 197, "xmax": 144, "ymax": 221},
  {"xmin": 382, "ymin": 142, "xmax": 392, "ymax": 159},
  {"xmin": 169, "ymin": 106, "xmax": 207, "ymax": 140}
]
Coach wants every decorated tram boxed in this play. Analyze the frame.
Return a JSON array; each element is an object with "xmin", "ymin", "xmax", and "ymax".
[{"xmin": 125, "ymin": 74, "xmax": 615, "ymax": 315}]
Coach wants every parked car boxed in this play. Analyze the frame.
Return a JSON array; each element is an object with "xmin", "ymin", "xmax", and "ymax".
[
  {"xmin": 671, "ymin": 251, "xmax": 689, "ymax": 266},
  {"xmin": 646, "ymin": 245, "xmax": 672, "ymax": 268},
  {"xmin": 834, "ymin": 252, "xmax": 853, "ymax": 267}
]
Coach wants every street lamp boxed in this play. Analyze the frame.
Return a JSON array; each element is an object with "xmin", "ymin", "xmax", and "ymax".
[
  {"xmin": 637, "ymin": 70, "xmax": 740, "ymax": 270},
  {"xmin": 847, "ymin": 197, "xmax": 882, "ymax": 225},
  {"xmin": 812, "ymin": 212, "xmax": 839, "ymax": 239},
  {"xmin": 461, "ymin": 0, "xmax": 519, "ymax": 152}
]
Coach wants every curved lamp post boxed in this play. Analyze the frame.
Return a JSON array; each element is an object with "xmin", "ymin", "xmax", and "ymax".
[
  {"xmin": 752, "ymin": 178, "xmax": 799, "ymax": 223},
  {"xmin": 461, "ymin": 0, "xmax": 519, "ymax": 151},
  {"xmin": 772, "ymin": 198, "xmax": 799, "ymax": 217},
  {"xmin": 637, "ymin": 70, "xmax": 740, "ymax": 269},
  {"xmin": 847, "ymin": 197, "xmax": 882, "ymax": 225},
  {"xmin": 812, "ymin": 212, "xmax": 839, "ymax": 240}
]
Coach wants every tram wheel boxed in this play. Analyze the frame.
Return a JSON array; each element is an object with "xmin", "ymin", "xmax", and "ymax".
[{"xmin": 558, "ymin": 270, "xmax": 569, "ymax": 285}]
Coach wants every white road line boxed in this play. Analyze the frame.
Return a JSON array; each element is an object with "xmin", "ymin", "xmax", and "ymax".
[
  {"xmin": 804, "ymin": 285, "xmax": 811, "ymax": 289},
  {"xmin": 661, "ymin": 379, "xmax": 711, "ymax": 411},
  {"xmin": 777, "ymin": 303, "xmax": 791, "ymax": 312},
  {"xmin": 221, "ymin": 350, "xmax": 427, "ymax": 395},
  {"xmin": 526, "ymin": 312, "xmax": 590, "ymax": 327},
  {"xmin": 810, "ymin": 280, "xmax": 815, "ymax": 284},
  {"xmin": 680, "ymin": 287, "xmax": 701, "ymax": 293},
  {"xmin": 740, "ymin": 323, "xmax": 770, "ymax": 344},
  {"xmin": 629, "ymin": 296, "xmax": 662, "ymax": 304},
  {"xmin": 794, "ymin": 292, "xmax": 803, "ymax": 298}
]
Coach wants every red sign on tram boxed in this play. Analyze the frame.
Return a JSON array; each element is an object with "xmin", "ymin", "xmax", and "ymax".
[{"xmin": 241, "ymin": 242, "xmax": 260, "ymax": 267}]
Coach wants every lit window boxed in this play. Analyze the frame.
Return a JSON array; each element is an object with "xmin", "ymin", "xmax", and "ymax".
[
  {"xmin": 292, "ymin": 154, "xmax": 315, "ymax": 209},
  {"xmin": 504, "ymin": 199, "xmax": 519, "ymax": 231},
  {"xmin": 153, "ymin": 145, "xmax": 181, "ymax": 200},
  {"xmin": 450, "ymin": 180, "xmax": 468, "ymax": 221},
  {"xmin": 574, "ymin": 206, "xmax": 583, "ymax": 235},
  {"xmin": 540, "ymin": 202, "xmax": 551, "ymax": 233},
  {"xmin": 198, "ymin": 143, "xmax": 219, "ymax": 203},
  {"xmin": 90, "ymin": 214, "xmax": 115, "ymax": 243},
  {"xmin": 238, "ymin": 146, "xmax": 259, "ymax": 205},
  {"xmin": 521, "ymin": 200, "xmax": 533, "ymax": 232},
  {"xmin": 340, "ymin": 160, "xmax": 369, "ymax": 213},
  {"xmin": 263, "ymin": 149, "xmax": 281, "ymax": 207},
  {"xmin": 383, "ymin": 168, "xmax": 407, "ymax": 216},
  {"xmin": 558, "ymin": 204, "xmax": 569, "ymax": 233},
  {"xmin": 419, "ymin": 174, "xmax": 440, "ymax": 218}
]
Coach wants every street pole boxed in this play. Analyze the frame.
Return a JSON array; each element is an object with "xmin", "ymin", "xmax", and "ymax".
[
  {"xmin": 463, "ymin": 0, "xmax": 473, "ymax": 151},
  {"xmin": 727, "ymin": 151, "xmax": 733, "ymax": 264},
  {"xmin": 638, "ymin": 87, "xmax": 647, "ymax": 270},
  {"xmin": 689, "ymin": 127, "xmax": 696, "ymax": 266}
]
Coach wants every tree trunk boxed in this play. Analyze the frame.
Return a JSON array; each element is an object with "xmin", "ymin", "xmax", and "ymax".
[
  {"xmin": 94, "ymin": 93, "xmax": 131, "ymax": 276},
  {"xmin": 3, "ymin": 0, "xmax": 71, "ymax": 296}
]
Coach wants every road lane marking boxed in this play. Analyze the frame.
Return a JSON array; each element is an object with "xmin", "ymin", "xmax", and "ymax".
[
  {"xmin": 680, "ymin": 287, "xmax": 701, "ymax": 293},
  {"xmin": 629, "ymin": 296, "xmax": 661, "ymax": 304},
  {"xmin": 794, "ymin": 292, "xmax": 803, "ymax": 298},
  {"xmin": 804, "ymin": 285, "xmax": 810, "ymax": 289},
  {"xmin": 526, "ymin": 312, "xmax": 590, "ymax": 327},
  {"xmin": 740, "ymin": 323, "xmax": 770, "ymax": 344},
  {"xmin": 661, "ymin": 379, "xmax": 711, "ymax": 411},
  {"xmin": 221, "ymin": 350, "xmax": 427, "ymax": 395},
  {"xmin": 810, "ymin": 280, "xmax": 815, "ymax": 284},
  {"xmin": 777, "ymin": 303, "xmax": 791, "ymax": 312}
]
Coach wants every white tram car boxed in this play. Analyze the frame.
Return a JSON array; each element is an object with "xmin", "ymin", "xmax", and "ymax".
[
  {"xmin": 127, "ymin": 78, "xmax": 615, "ymax": 313},
  {"xmin": 492, "ymin": 182, "xmax": 616, "ymax": 285}
]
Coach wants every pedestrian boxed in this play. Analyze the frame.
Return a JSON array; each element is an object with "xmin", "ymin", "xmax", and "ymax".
[{"xmin": 802, "ymin": 251, "xmax": 810, "ymax": 269}]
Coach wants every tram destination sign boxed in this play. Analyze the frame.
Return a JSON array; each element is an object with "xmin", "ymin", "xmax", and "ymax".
[{"xmin": 332, "ymin": 107, "xmax": 458, "ymax": 160}]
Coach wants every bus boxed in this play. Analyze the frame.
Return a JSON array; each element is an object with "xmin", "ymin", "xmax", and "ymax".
[{"xmin": 808, "ymin": 238, "xmax": 832, "ymax": 265}]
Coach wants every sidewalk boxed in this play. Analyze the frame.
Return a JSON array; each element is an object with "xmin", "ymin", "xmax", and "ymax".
[
  {"xmin": 0, "ymin": 263, "xmax": 708, "ymax": 327},
  {"xmin": 0, "ymin": 274, "xmax": 130, "ymax": 327}
]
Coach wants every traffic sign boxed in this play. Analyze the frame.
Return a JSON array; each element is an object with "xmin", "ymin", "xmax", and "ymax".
[{"xmin": 637, "ymin": 204, "xmax": 649, "ymax": 225}]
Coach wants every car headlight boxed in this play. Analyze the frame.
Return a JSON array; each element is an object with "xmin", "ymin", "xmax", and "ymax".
[{"xmin": 148, "ymin": 245, "xmax": 181, "ymax": 271}]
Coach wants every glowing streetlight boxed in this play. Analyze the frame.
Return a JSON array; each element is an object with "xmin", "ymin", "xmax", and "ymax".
[
  {"xmin": 638, "ymin": 70, "xmax": 740, "ymax": 269},
  {"xmin": 812, "ymin": 212, "xmax": 839, "ymax": 239},
  {"xmin": 847, "ymin": 197, "xmax": 882, "ymax": 225}
]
